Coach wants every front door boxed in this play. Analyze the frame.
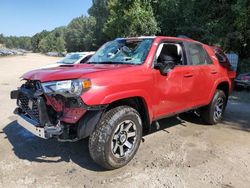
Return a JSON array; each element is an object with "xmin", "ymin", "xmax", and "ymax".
[{"xmin": 152, "ymin": 42, "xmax": 198, "ymax": 118}]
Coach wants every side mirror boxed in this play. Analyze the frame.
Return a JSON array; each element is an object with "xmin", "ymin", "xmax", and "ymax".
[{"xmin": 155, "ymin": 56, "xmax": 176, "ymax": 75}]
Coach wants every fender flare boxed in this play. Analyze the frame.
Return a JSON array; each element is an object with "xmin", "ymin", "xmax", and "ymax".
[
  {"xmin": 77, "ymin": 110, "xmax": 103, "ymax": 139},
  {"xmin": 208, "ymin": 78, "xmax": 231, "ymax": 103},
  {"xmin": 100, "ymin": 89, "xmax": 153, "ymax": 121}
]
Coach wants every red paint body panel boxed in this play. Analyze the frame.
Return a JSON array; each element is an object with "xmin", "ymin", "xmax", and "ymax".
[
  {"xmin": 60, "ymin": 107, "xmax": 86, "ymax": 124},
  {"xmin": 22, "ymin": 36, "xmax": 235, "ymax": 123}
]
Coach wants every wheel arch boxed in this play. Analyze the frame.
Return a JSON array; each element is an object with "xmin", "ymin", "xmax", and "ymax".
[
  {"xmin": 106, "ymin": 96, "xmax": 152, "ymax": 134},
  {"xmin": 216, "ymin": 81, "xmax": 230, "ymax": 99},
  {"xmin": 208, "ymin": 79, "xmax": 230, "ymax": 103}
]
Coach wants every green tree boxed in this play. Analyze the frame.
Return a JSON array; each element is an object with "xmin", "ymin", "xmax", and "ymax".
[
  {"xmin": 152, "ymin": 0, "xmax": 236, "ymax": 46},
  {"xmin": 31, "ymin": 30, "xmax": 49, "ymax": 52},
  {"xmin": 65, "ymin": 16, "xmax": 96, "ymax": 52},
  {"xmin": 231, "ymin": 0, "xmax": 250, "ymax": 58},
  {"xmin": 3, "ymin": 36, "xmax": 32, "ymax": 50},
  {"xmin": 88, "ymin": 0, "xmax": 109, "ymax": 47},
  {"xmin": 104, "ymin": 0, "xmax": 159, "ymax": 38},
  {"xmin": 38, "ymin": 27, "xmax": 66, "ymax": 53},
  {"xmin": 55, "ymin": 36, "xmax": 66, "ymax": 52},
  {"xmin": 0, "ymin": 34, "xmax": 5, "ymax": 44}
]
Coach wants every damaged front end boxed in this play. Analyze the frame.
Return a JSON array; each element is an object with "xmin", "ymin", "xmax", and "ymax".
[{"xmin": 11, "ymin": 79, "xmax": 106, "ymax": 141}]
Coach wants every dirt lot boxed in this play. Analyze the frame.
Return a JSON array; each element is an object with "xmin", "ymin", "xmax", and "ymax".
[{"xmin": 0, "ymin": 53, "xmax": 250, "ymax": 188}]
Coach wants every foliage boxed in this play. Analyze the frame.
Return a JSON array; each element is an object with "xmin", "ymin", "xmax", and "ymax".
[
  {"xmin": 238, "ymin": 58, "xmax": 250, "ymax": 74},
  {"xmin": 104, "ymin": 0, "xmax": 159, "ymax": 38},
  {"xmin": 65, "ymin": 16, "xmax": 96, "ymax": 52},
  {"xmin": 31, "ymin": 30, "xmax": 50, "ymax": 52},
  {"xmin": 231, "ymin": 0, "xmax": 250, "ymax": 58},
  {"xmin": 152, "ymin": 0, "xmax": 250, "ymax": 59},
  {"xmin": 88, "ymin": 0, "xmax": 109, "ymax": 47},
  {"xmin": 1, "ymin": 35, "xmax": 32, "ymax": 50},
  {"xmin": 0, "ymin": 34, "xmax": 5, "ymax": 44},
  {"xmin": 1, "ymin": 0, "xmax": 249, "ymax": 62},
  {"xmin": 38, "ymin": 27, "xmax": 66, "ymax": 53}
]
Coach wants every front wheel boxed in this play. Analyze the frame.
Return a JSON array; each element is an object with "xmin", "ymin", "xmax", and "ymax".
[
  {"xmin": 89, "ymin": 106, "xmax": 142, "ymax": 169},
  {"xmin": 201, "ymin": 90, "xmax": 227, "ymax": 125}
]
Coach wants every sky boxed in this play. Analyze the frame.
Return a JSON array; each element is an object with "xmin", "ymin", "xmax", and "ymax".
[{"xmin": 0, "ymin": 0, "xmax": 93, "ymax": 36}]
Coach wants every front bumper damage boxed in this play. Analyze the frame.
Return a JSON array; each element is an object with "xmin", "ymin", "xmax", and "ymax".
[
  {"xmin": 15, "ymin": 109, "xmax": 62, "ymax": 139},
  {"xmin": 11, "ymin": 82, "xmax": 107, "ymax": 141}
]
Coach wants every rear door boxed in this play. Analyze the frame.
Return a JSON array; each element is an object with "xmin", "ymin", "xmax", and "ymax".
[{"xmin": 185, "ymin": 42, "xmax": 217, "ymax": 106}]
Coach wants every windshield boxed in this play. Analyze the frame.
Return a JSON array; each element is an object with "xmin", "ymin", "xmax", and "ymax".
[
  {"xmin": 88, "ymin": 38, "xmax": 153, "ymax": 65},
  {"xmin": 58, "ymin": 53, "xmax": 86, "ymax": 64}
]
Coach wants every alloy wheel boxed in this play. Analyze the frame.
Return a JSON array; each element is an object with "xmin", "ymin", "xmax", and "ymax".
[
  {"xmin": 214, "ymin": 97, "xmax": 224, "ymax": 121},
  {"xmin": 111, "ymin": 120, "xmax": 137, "ymax": 158}
]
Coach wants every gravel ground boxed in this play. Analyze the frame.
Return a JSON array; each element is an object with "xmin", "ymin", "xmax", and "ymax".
[{"xmin": 0, "ymin": 53, "xmax": 249, "ymax": 188}]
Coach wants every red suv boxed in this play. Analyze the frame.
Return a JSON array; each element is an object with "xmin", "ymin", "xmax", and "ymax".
[{"xmin": 11, "ymin": 36, "xmax": 235, "ymax": 169}]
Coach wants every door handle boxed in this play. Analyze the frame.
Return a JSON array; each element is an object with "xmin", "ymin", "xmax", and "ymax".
[
  {"xmin": 211, "ymin": 70, "xmax": 218, "ymax": 74},
  {"xmin": 184, "ymin": 73, "xmax": 193, "ymax": 78}
]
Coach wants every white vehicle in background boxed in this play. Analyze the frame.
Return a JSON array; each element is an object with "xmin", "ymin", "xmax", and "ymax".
[{"xmin": 41, "ymin": 52, "xmax": 95, "ymax": 69}]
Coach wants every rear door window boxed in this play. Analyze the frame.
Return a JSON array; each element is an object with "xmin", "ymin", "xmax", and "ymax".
[{"xmin": 187, "ymin": 43, "xmax": 212, "ymax": 65}]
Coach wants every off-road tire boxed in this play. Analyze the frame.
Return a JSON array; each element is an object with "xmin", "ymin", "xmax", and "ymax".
[
  {"xmin": 201, "ymin": 89, "xmax": 227, "ymax": 125},
  {"xmin": 89, "ymin": 106, "xmax": 142, "ymax": 169}
]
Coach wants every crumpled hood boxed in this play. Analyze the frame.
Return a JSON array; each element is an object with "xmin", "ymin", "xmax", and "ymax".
[{"xmin": 22, "ymin": 64, "xmax": 134, "ymax": 82}]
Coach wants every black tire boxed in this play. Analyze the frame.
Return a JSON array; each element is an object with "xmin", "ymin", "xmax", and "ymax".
[
  {"xmin": 88, "ymin": 106, "xmax": 142, "ymax": 169},
  {"xmin": 201, "ymin": 89, "xmax": 227, "ymax": 125}
]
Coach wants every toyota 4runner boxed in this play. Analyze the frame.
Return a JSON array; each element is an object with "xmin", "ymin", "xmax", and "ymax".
[{"xmin": 11, "ymin": 36, "xmax": 236, "ymax": 169}]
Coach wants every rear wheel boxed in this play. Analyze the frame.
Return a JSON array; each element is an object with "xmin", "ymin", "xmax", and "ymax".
[
  {"xmin": 201, "ymin": 90, "xmax": 227, "ymax": 125},
  {"xmin": 89, "ymin": 106, "xmax": 142, "ymax": 169}
]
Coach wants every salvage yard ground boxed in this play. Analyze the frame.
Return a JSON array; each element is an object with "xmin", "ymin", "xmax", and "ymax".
[{"xmin": 0, "ymin": 53, "xmax": 249, "ymax": 188}]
